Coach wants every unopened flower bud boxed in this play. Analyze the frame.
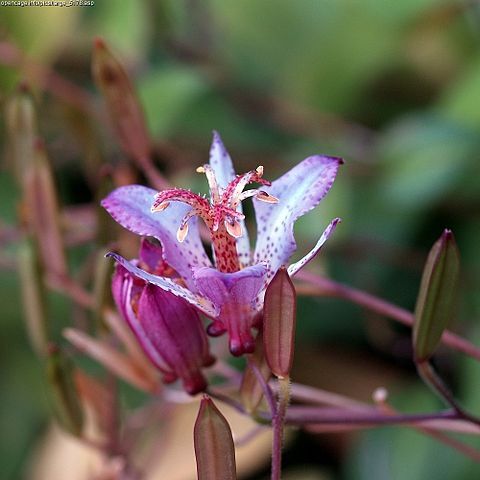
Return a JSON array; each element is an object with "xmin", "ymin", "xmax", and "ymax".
[
  {"xmin": 194, "ymin": 396, "xmax": 237, "ymax": 480},
  {"xmin": 263, "ymin": 267, "xmax": 297, "ymax": 379}
]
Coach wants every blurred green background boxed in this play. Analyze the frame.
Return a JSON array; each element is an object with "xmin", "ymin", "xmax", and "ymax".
[{"xmin": 1, "ymin": 0, "xmax": 480, "ymax": 478}]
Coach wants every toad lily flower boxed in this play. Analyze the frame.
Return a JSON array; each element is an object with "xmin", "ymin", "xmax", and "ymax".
[{"xmin": 103, "ymin": 132, "xmax": 342, "ymax": 356}]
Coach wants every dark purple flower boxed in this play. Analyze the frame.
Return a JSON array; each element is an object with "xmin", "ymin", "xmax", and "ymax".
[
  {"xmin": 103, "ymin": 132, "xmax": 342, "ymax": 356},
  {"xmin": 112, "ymin": 239, "xmax": 215, "ymax": 395}
]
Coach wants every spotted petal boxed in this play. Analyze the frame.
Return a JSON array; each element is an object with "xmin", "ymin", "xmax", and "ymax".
[
  {"xmin": 102, "ymin": 185, "xmax": 211, "ymax": 291},
  {"xmin": 107, "ymin": 252, "xmax": 217, "ymax": 317},
  {"xmin": 193, "ymin": 263, "xmax": 267, "ymax": 310},
  {"xmin": 288, "ymin": 217, "xmax": 341, "ymax": 277},
  {"xmin": 193, "ymin": 263, "xmax": 268, "ymax": 355},
  {"xmin": 210, "ymin": 131, "xmax": 251, "ymax": 267},
  {"xmin": 253, "ymin": 155, "xmax": 342, "ymax": 279}
]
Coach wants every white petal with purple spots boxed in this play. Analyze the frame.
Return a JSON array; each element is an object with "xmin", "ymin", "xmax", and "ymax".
[
  {"xmin": 288, "ymin": 217, "xmax": 341, "ymax": 277},
  {"xmin": 253, "ymin": 155, "xmax": 342, "ymax": 280},
  {"xmin": 102, "ymin": 185, "xmax": 211, "ymax": 291}
]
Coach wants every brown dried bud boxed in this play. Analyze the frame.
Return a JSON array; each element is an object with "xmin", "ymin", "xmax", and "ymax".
[{"xmin": 92, "ymin": 38, "xmax": 150, "ymax": 163}]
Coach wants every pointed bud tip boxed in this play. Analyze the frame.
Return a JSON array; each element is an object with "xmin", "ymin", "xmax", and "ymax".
[{"xmin": 443, "ymin": 228, "xmax": 453, "ymax": 239}]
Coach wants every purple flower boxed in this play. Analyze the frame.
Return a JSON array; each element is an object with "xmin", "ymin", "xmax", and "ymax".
[
  {"xmin": 103, "ymin": 132, "xmax": 342, "ymax": 356},
  {"xmin": 112, "ymin": 239, "xmax": 215, "ymax": 394}
]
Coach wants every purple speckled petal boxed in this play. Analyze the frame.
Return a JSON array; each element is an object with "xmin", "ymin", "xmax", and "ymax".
[
  {"xmin": 193, "ymin": 263, "xmax": 268, "ymax": 356},
  {"xmin": 193, "ymin": 263, "xmax": 267, "ymax": 309},
  {"xmin": 288, "ymin": 218, "xmax": 341, "ymax": 277},
  {"xmin": 253, "ymin": 155, "xmax": 342, "ymax": 280},
  {"xmin": 210, "ymin": 131, "xmax": 251, "ymax": 267},
  {"xmin": 102, "ymin": 185, "xmax": 211, "ymax": 291},
  {"xmin": 138, "ymin": 284, "xmax": 214, "ymax": 394},
  {"xmin": 111, "ymin": 265, "xmax": 171, "ymax": 374},
  {"xmin": 107, "ymin": 252, "xmax": 217, "ymax": 317},
  {"xmin": 138, "ymin": 238, "xmax": 163, "ymax": 271}
]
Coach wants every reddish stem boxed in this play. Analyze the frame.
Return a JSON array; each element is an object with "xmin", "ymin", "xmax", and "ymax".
[{"xmin": 296, "ymin": 271, "xmax": 480, "ymax": 362}]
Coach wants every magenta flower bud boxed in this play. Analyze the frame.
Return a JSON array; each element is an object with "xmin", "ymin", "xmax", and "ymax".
[{"xmin": 111, "ymin": 241, "xmax": 215, "ymax": 395}]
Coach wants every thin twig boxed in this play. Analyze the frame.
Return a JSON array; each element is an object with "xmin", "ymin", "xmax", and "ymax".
[
  {"xmin": 206, "ymin": 388, "xmax": 247, "ymax": 416},
  {"xmin": 417, "ymin": 361, "xmax": 480, "ymax": 427},
  {"xmin": 375, "ymin": 394, "xmax": 480, "ymax": 462},
  {"xmin": 249, "ymin": 358, "xmax": 277, "ymax": 416},
  {"xmin": 296, "ymin": 271, "xmax": 480, "ymax": 362},
  {"xmin": 281, "ymin": 407, "xmax": 458, "ymax": 426},
  {"xmin": 287, "ymin": 382, "xmax": 372, "ymax": 410}
]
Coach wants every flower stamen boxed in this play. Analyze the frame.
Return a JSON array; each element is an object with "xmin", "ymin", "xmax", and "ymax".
[{"xmin": 151, "ymin": 164, "xmax": 278, "ymax": 272}]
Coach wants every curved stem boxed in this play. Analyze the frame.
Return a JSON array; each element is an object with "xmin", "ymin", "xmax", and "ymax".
[
  {"xmin": 417, "ymin": 361, "xmax": 480, "ymax": 427},
  {"xmin": 296, "ymin": 271, "xmax": 480, "ymax": 362}
]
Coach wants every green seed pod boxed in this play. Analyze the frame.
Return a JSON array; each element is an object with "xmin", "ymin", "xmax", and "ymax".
[{"xmin": 413, "ymin": 229, "xmax": 460, "ymax": 362}]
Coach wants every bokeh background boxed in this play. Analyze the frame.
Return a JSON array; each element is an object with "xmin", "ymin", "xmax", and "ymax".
[{"xmin": 1, "ymin": 1, "xmax": 480, "ymax": 478}]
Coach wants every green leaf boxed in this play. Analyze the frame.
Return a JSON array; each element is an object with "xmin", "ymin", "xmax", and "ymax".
[{"xmin": 413, "ymin": 229, "xmax": 460, "ymax": 361}]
